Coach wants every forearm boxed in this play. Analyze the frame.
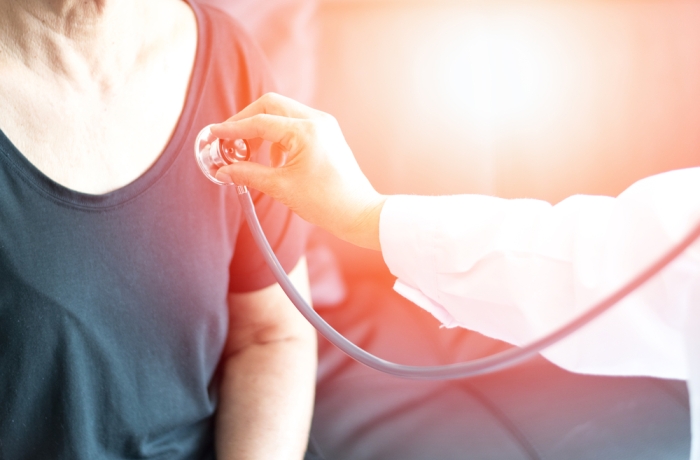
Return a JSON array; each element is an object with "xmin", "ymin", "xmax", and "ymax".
[{"xmin": 216, "ymin": 332, "xmax": 317, "ymax": 460}]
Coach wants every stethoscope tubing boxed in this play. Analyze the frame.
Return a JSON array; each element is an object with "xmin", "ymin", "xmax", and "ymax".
[{"xmin": 238, "ymin": 186, "xmax": 700, "ymax": 380}]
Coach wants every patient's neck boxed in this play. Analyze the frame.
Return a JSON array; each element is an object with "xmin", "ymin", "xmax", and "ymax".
[{"xmin": 0, "ymin": 0, "xmax": 149, "ymax": 88}]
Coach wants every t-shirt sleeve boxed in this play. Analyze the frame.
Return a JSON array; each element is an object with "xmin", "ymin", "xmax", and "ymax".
[{"xmin": 229, "ymin": 188, "xmax": 311, "ymax": 293}]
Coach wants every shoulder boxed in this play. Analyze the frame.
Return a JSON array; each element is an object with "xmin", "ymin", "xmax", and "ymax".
[
  {"xmin": 191, "ymin": 1, "xmax": 276, "ymax": 103},
  {"xmin": 192, "ymin": 2, "xmax": 258, "ymax": 48}
]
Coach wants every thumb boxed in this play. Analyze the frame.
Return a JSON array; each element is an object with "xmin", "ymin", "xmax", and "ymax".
[{"xmin": 216, "ymin": 162, "xmax": 280, "ymax": 196}]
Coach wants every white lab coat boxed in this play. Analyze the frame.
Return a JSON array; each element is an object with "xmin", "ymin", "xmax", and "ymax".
[{"xmin": 379, "ymin": 167, "xmax": 700, "ymax": 458}]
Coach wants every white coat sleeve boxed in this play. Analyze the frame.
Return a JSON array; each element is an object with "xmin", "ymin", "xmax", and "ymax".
[{"xmin": 380, "ymin": 167, "xmax": 700, "ymax": 380}]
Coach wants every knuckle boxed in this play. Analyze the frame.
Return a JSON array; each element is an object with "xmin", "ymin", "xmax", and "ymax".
[
  {"xmin": 320, "ymin": 112, "xmax": 337, "ymax": 124},
  {"xmin": 317, "ymin": 113, "xmax": 339, "ymax": 133},
  {"xmin": 253, "ymin": 113, "xmax": 268, "ymax": 124},
  {"xmin": 302, "ymin": 120, "xmax": 320, "ymax": 138},
  {"xmin": 262, "ymin": 92, "xmax": 282, "ymax": 112},
  {"xmin": 260, "ymin": 92, "xmax": 276, "ymax": 103}
]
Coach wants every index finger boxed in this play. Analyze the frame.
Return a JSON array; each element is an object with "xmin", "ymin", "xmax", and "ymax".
[
  {"xmin": 227, "ymin": 92, "xmax": 318, "ymax": 123},
  {"xmin": 210, "ymin": 114, "xmax": 300, "ymax": 151}
]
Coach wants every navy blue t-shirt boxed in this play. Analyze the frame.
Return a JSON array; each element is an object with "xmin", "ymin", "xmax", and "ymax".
[{"xmin": 0, "ymin": 3, "xmax": 308, "ymax": 459}]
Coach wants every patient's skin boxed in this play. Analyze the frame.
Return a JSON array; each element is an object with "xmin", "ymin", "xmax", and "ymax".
[
  {"xmin": 213, "ymin": 93, "xmax": 386, "ymax": 251},
  {"xmin": 0, "ymin": 0, "xmax": 196, "ymax": 194}
]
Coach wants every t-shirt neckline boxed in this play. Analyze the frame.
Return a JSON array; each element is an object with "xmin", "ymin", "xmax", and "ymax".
[{"xmin": 0, "ymin": 0, "xmax": 208, "ymax": 211}]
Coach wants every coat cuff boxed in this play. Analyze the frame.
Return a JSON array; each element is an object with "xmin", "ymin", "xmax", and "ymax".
[{"xmin": 379, "ymin": 195, "xmax": 440, "ymax": 297}]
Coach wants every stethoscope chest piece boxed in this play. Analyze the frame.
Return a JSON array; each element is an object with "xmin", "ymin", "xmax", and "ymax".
[{"xmin": 194, "ymin": 125, "xmax": 250, "ymax": 185}]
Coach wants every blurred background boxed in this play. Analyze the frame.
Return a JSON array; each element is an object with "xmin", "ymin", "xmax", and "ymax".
[{"xmin": 206, "ymin": 0, "xmax": 700, "ymax": 204}]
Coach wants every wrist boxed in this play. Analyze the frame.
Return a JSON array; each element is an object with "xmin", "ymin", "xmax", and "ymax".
[{"xmin": 342, "ymin": 194, "xmax": 387, "ymax": 251}]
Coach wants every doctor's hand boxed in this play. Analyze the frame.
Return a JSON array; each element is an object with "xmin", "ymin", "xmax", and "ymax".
[{"xmin": 212, "ymin": 93, "xmax": 386, "ymax": 250}]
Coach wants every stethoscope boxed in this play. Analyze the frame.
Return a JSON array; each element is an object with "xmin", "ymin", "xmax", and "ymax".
[{"xmin": 195, "ymin": 126, "xmax": 700, "ymax": 380}]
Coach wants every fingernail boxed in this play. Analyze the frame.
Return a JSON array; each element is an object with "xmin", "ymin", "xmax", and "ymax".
[{"xmin": 216, "ymin": 170, "xmax": 234, "ymax": 184}]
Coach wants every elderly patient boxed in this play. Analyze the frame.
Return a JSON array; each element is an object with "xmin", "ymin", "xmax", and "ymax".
[{"xmin": 0, "ymin": 1, "xmax": 318, "ymax": 459}]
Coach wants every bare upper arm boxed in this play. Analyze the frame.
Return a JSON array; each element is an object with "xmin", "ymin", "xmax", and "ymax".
[{"xmin": 222, "ymin": 257, "xmax": 314, "ymax": 358}]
